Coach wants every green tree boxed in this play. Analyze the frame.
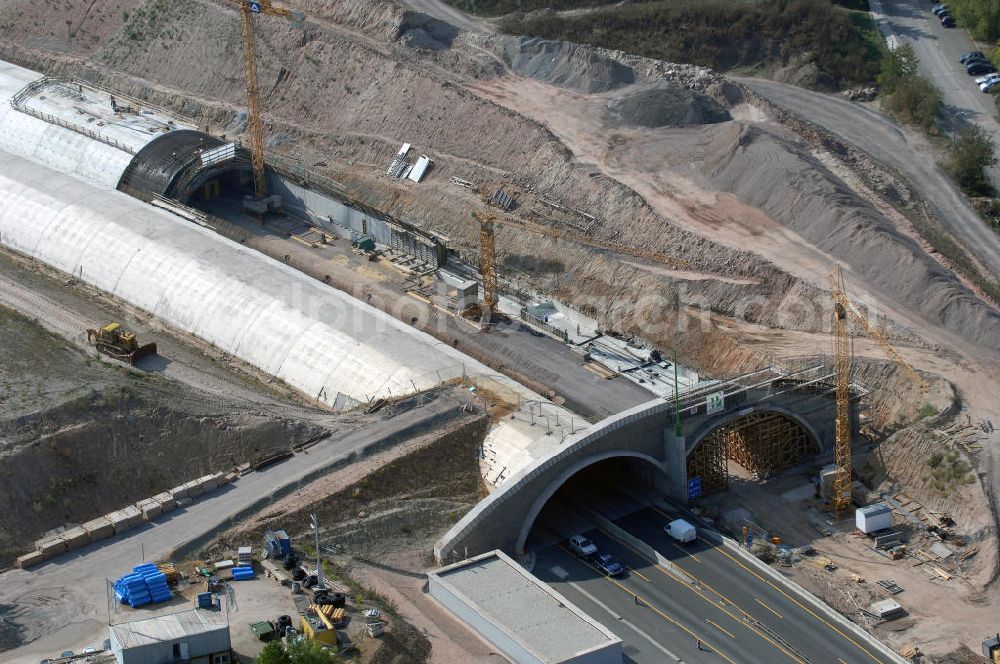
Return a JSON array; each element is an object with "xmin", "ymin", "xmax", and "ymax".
[
  {"xmin": 877, "ymin": 43, "xmax": 918, "ymax": 94},
  {"xmin": 255, "ymin": 642, "xmax": 291, "ymax": 664},
  {"xmin": 286, "ymin": 638, "xmax": 337, "ymax": 664},
  {"xmin": 885, "ymin": 74, "xmax": 941, "ymax": 132},
  {"xmin": 947, "ymin": 125, "xmax": 997, "ymax": 197}
]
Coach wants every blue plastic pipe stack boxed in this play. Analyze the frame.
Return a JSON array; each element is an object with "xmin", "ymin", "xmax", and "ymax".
[
  {"xmin": 114, "ymin": 563, "xmax": 174, "ymax": 607},
  {"xmin": 231, "ymin": 565, "xmax": 255, "ymax": 581}
]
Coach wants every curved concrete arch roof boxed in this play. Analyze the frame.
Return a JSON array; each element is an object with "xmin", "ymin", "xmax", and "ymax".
[
  {"xmin": 0, "ymin": 62, "xmax": 134, "ymax": 188},
  {"xmin": 0, "ymin": 147, "xmax": 506, "ymax": 407}
]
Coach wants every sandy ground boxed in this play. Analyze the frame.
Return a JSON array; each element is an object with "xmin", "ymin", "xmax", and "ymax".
[
  {"xmin": 706, "ymin": 453, "xmax": 998, "ymax": 658},
  {"xmin": 351, "ymin": 546, "xmax": 508, "ymax": 664}
]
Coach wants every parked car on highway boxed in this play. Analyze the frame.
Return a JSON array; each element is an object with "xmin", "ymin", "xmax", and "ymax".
[
  {"xmin": 568, "ymin": 534, "xmax": 598, "ymax": 558},
  {"xmin": 981, "ymin": 79, "xmax": 1000, "ymax": 92},
  {"xmin": 968, "ymin": 62, "xmax": 996, "ymax": 76},
  {"xmin": 940, "ymin": 14, "xmax": 955, "ymax": 27},
  {"xmin": 960, "ymin": 51, "xmax": 985, "ymax": 64},
  {"xmin": 594, "ymin": 553, "xmax": 625, "ymax": 577}
]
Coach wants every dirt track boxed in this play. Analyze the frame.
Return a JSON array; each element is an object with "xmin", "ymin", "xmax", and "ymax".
[{"xmin": 739, "ymin": 77, "xmax": 1000, "ymax": 281}]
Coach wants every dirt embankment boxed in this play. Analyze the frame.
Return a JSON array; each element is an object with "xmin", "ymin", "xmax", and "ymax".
[
  {"xmin": 0, "ymin": 305, "xmax": 325, "ymax": 568},
  {"xmin": 215, "ymin": 412, "xmax": 488, "ymax": 556}
]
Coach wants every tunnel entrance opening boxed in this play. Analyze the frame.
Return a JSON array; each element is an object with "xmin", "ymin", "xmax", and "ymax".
[
  {"xmin": 184, "ymin": 168, "xmax": 253, "ymax": 208},
  {"xmin": 522, "ymin": 454, "xmax": 665, "ymax": 553},
  {"xmin": 688, "ymin": 411, "xmax": 818, "ymax": 496}
]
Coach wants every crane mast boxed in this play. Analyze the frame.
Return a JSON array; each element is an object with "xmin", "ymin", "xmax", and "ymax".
[
  {"xmin": 476, "ymin": 210, "xmax": 499, "ymax": 323},
  {"xmin": 829, "ymin": 265, "xmax": 928, "ymax": 516},
  {"xmin": 231, "ymin": 0, "xmax": 301, "ymax": 200}
]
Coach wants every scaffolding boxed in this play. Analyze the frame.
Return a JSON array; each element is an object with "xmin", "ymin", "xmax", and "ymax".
[{"xmin": 687, "ymin": 412, "xmax": 818, "ymax": 495}]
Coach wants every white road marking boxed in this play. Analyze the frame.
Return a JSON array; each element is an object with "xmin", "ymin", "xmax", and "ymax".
[{"xmin": 567, "ymin": 581, "xmax": 685, "ymax": 662}]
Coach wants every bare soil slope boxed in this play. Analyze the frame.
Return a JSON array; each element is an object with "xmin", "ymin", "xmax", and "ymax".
[{"xmin": 0, "ymin": 303, "xmax": 326, "ymax": 568}]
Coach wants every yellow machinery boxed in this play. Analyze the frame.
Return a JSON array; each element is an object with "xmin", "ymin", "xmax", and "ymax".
[
  {"xmin": 472, "ymin": 203, "xmax": 690, "ymax": 323},
  {"xmin": 829, "ymin": 266, "xmax": 928, "ymax": 515},
  {"xmin": 228, "ymin": 0, "xmax": 304, "ymax": 199},
  {"xmin": 299, "ymin": 603, "xmax": 344, "ymax": 645},
  {"xmin": 475, "ymin": 209, "xmax": 499, "ymax": 322},
  {"xmin": 86, "ymin": 323, "xmax": 157, "ymax": 365}
]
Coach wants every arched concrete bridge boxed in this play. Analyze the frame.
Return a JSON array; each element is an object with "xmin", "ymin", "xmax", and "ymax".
[{"xmin": 435, "ymin": 366, "xmax": 861, "ymax": 563}]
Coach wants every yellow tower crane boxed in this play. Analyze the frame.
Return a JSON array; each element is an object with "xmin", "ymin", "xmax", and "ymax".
[
  {"xmin": 230, "ymin": 0, "xmax": 303, "ymax": 199},
  {"xmin": 475, "ymin": 209, "xmax": 499, "ymax": 323},
  {"xmin": 829, "ymin": 265, "xmax": 928, "ymax": 514},
  {"xmin": 471, "ymin": 204, "xmax": 691, "ymax": 324}
]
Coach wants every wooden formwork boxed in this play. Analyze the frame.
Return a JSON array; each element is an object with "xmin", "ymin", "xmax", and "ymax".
[{"xmin": 687, "ymin": 412, "xmax": 817, "ymax": 495}]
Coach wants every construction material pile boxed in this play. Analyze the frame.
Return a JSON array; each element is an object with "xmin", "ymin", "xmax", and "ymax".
[
  {"xmin": 114, "ymin": 563, "xmax": 173, "ymax": 607},
  {"xmin": 231, "ymin": 565, "xmax": 255, "ymax": 581}
]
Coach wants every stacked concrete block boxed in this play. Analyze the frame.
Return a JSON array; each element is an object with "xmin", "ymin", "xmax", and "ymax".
[
  {"xmin": 184, "ymin": 479, "xmax": 204, "ymax": 498},
  {"xmin": 136, "ymin": 498, "xmax": 162, "ymax": 521},
  {"xmin": 61, "ymin": 527, "xmax": 90, "ymax": 551},
  {"xmin": 153, "ymin": 492, "xmax": 177, "ymax": 514},
  {"xmin": 169, "ymin": 484, "xmax": 190, "ymax": 500},
  {"xmin": 82, "ymin": 516, "xmax": 114, "ymax": 541},
  {"xmin": 107, "ymin": 505, "xmax": 143, "ymax": 534},
  {"xmin": 16, "ymin": 550, "xmax": 44, "ymax": 569},
  {"xmin": 37, "ymin": 537, "xmax": 67, "ymax": 560}
]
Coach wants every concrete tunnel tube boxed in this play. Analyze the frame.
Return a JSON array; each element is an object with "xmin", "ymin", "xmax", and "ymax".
[
  {"xmin": 514, "ymin": 450, "xmax": 668, "ymax": 557},
  {"xmin": 513, "ymin": 406, "xmax": 825, "ymax": 555}
]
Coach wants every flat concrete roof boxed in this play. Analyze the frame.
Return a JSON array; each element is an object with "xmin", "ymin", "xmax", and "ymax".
[
  {"xmin": 17, "ymin": 77, "xmax": 194, "ymax": 152},
  {"xmin": 430, "ymin": 550, "xmax": 620, "ymax": 663},
  {"xmin": 110, "ymin": 608, "xmax": 227, "ymax": 648}
]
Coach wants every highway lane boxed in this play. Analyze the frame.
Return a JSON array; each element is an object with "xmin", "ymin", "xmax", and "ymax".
[
  {"xmin": 615, "ymin": 506, "xmax": 890, "ymax": 664},
  {"xmin": 534, "ymin": 538, "xmax": 799, "ymax": 663}
]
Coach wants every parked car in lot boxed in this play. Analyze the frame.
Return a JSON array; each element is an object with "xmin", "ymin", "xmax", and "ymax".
[
  {"xmin": 981, "ymin": 79, "xmax": 1000, "ymax": 92},
  {"xmin": 941, "ymin": 14, "xmax": 955, "ymax": 27},
  {"xmin": 568, "ymin": 534, "xmax": 598, "ymax": 558},
  {"xmin": 594, "ymin": 553, "xmax": 625, "ymax": 577},
  {"xmin": 968, "ymin": 62, "xmax": 996, "ymax": 76},
  {"xmin": 932, "ymin": 4, "xmax": 949, "ymax": 15},
  {"xmin": 975, "ymin": 72, "xmax": 1000, "ymax": 85},
  {"xmin": 961, "ymin": 51, "xmax": 986, "ymax": 64}
]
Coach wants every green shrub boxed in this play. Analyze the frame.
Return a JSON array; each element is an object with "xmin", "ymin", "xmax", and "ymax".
[
  {"xmin": 947, "ymin": 125, "xmax": 998, "ymax": 197},
  {"xmin": 945, "ymin": 0, "xmax": 1000, "ymax": 41}
]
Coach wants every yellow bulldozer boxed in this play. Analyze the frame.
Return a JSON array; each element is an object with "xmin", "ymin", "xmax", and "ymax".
[{"xmin": 86, "ymin": 322, "xmax": 157, "ymax": 365}]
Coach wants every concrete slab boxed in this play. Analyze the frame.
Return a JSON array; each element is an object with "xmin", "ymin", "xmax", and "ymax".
[
  {"xmin": 61, "ymin": 527, "xmax": 90, "ymax": 550},
  {"xmin": 37, "ymin": 538, "xmax": 67, "ymax": 559},
  {"xmin": 16, "ymin": 550, "xmax": 44, "ymax": 569},
  {"xmin": 82, "ymin": 516, "xmax": 114, "ymax": 541},
  {"xmin": 153, "ymin": 492, "xmax": 177, "ymax": 514}
]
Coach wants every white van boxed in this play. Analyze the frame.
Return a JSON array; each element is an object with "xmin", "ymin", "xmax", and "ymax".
[{"xmin": 665, "ymin": 518, "xmax": 697, "ymax": 543}]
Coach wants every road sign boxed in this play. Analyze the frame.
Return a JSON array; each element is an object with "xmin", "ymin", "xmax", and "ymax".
[
  {"xmin": 687, "ymin": 476, "xmax": 702, "ymax": 500},
  {"xmin": 249, "ymin": 1, "xmax": 261, "ymax": 13},
  {"xmin": 706, "ymin": 391, "xmax": 724, "ymax": 415}
]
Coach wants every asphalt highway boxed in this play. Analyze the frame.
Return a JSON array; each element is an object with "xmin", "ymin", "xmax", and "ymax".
[{"xmin": 535, "ymin": 506, "xmax": 896, "ymax": 664}]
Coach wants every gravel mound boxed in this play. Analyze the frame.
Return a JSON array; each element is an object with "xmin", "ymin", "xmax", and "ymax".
[
  {"xmin": 397, "ymin": 12, "xmax": 458, "ymax": 51},
  {"xmin": 605, "ymin": 82, "xmax": 732, "ymax": 128},
  {"xmin": 502, "ymin": 36, "xmax": 635, "ymax": 93},
  {"xmin": 706, "ymin": 126, "xmax": 1000, "ymax": 351}
]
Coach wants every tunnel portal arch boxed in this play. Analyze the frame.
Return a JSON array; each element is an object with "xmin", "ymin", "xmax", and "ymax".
[
  {"xmin": 686, "ymin": 408, "xmax": 821, "ymax": 495},
  {"xmin": 514, "ymin": 450, "xmax": 666, "ymax": 556}
]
